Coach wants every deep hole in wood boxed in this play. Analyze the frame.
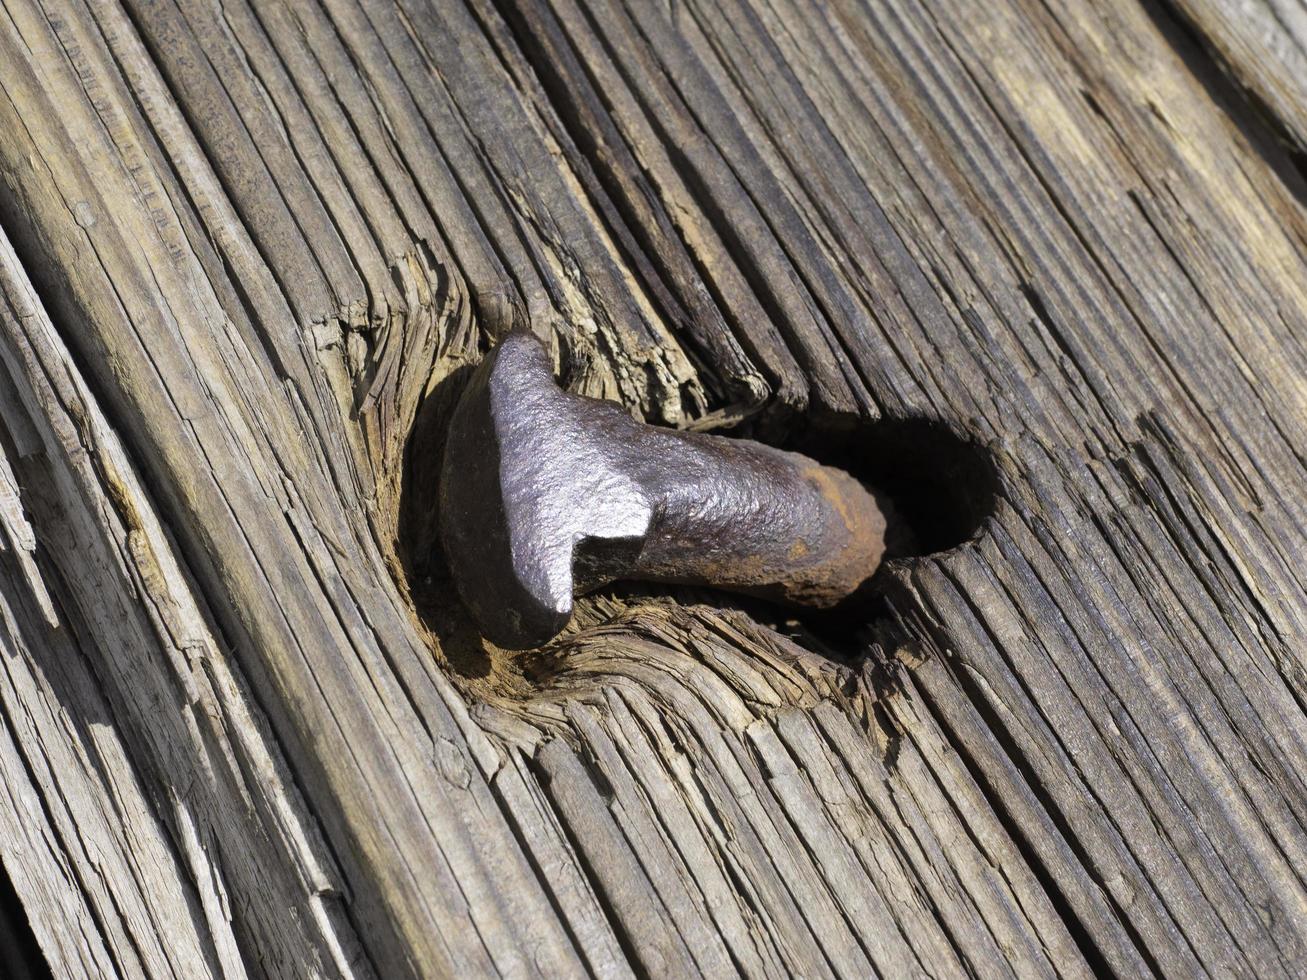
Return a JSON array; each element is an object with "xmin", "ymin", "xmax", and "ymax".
[
  {"xmin": 400, "ymin": 363, "xmax": 996, "ymax": 683},
  {"xmin": 784, "ymin": 415, "xmax": 998, "ymax": 562}
]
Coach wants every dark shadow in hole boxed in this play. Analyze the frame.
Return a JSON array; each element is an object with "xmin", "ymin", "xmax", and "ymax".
[
  {"xmin": 400, "ymin": 378, "xmax": 998, "ymax": 680},
  {"xmin": 397, "ymin": 363, "xmax": 498, "ymax": 681},
  {"xmin": 785, "ymin": 414, "xmax": 998, "ymax": 561},
  {"xmin": 756, "ymin": 413, "xmax": 998, "ymax": 659}
]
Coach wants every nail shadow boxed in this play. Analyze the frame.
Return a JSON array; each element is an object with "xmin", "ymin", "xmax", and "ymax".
[
  {"xmin": 397, "ymin": 363, "xmax": 500, "ymax": 681},
  {"xmin": 786, "ymin": 415, "xmax": 998, "ymax": 561},
  {"xmin": 776, "ymin": 415, "xmax": 999, "ymax": 656}
]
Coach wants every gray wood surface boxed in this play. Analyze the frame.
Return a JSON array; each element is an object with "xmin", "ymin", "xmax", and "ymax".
[
  {"xmin": 0, "ymin": 0, "xmax": 1304, "ymax": 976},
  {"xmin": 1163, "ymin": 0, "xmax": 1307, "ymax": 152}
]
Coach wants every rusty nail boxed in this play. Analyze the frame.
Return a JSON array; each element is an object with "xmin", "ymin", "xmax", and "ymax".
[{"xmin": 439, "ymin": 332, "xmax": 888, "ymax": 649}]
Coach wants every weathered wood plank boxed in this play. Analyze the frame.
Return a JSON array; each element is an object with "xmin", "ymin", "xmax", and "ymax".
[
  {"xmin": 0, "ymin": 1, "xmax": 607, "ymax": 973},
  {"xmin": 0, "ymin": 0, "xmax": 1304, "ymax": 976},
  {"xmin": 0, "ymin": 220, "xmax": 365, "ymax": 977}
]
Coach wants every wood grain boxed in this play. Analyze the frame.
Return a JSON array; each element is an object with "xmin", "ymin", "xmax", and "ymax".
[
  {"xmin": 1162, "ymin": 0, "xmax": 1307, "ymax": 153},
  {"xmin": 0, "ymin": 0, "xmax": 1303, "ymax": 976}
]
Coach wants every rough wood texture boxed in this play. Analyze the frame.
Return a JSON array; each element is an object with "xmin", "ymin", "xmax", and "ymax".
[
  {"xmin": 1162, "ymin": 0, "xmax": 1307, "ymax": 152},
  {"xmin": 0, "ymin": 0, "xmax": 1304, "ymax": 976}
]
